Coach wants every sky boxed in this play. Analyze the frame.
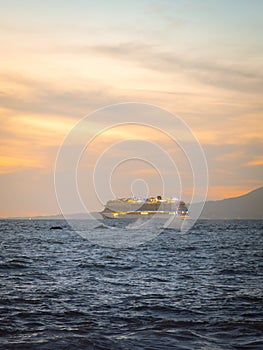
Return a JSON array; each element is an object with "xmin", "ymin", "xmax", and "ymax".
[{"xmin": 0, "ymin": 0, "xmax": 263, "ymax": 217}]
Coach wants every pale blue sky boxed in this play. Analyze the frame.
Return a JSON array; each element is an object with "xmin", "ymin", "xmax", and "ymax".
[{"xmin": 1, "ymin": 0, "xmax": 262, "ymax": 47}]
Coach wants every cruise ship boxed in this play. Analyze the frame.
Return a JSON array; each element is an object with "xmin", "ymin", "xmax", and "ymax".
[{"xmin": 101, "ymin": 196, "xmax": 188, "ymax": 219}]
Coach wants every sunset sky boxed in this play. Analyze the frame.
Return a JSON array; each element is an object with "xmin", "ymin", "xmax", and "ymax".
[{"xmin": 0, "ymin": 0, "xmax": 263, "ymax": 217}]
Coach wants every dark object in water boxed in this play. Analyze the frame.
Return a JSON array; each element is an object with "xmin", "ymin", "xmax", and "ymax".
[{"xmin": 50, "ymin": 226, "xmax": 63, "ymax": 230}]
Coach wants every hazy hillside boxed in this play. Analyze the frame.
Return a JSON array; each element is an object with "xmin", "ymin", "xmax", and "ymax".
[
  {"xmin": 6, "ymin": 187, "xmax": 263, "ymax": 220},
  {"xmin": 199, "ymin": 187, "xmax": 263, "ymax": 219}
]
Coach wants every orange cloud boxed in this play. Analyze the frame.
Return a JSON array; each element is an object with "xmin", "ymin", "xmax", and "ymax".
[
  {"xmin": 207, "ymin": 185, "xmax": 258, "ymax": 200},
  {"xmin": 0, "ymin": 156, "xmax": 40, "ymax": 174},
  {"xmin": 245, "ymin": 156, "xmax": 263, "ymax": 167},
  {"xmin": 132, "ymin": 168, "xmax": 158, "ymax": 175},
  {"xmin": 0, "ymin": 109, "xmax": 76, "ymax": 173}
]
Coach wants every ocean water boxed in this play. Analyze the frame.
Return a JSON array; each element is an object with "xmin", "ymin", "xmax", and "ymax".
[{"xmin": 0, "ymin": 219, "xmax": 262, "ymax": 350}]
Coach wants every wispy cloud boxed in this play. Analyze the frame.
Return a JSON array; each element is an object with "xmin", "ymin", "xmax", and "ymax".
[
  {"xmin": 21, "ymin": 40, "xmax": 262, "ymax": 94},
  {"xmin": 0, "ymin": 72, "xmax": 117, "ymax": 117},
  {"xmin": 132, "ymin": 168, "xmax": 158, "ymax": 175},
  {"xmin": 245, "ymin": 156, "xmax": 263, "ymax": 167},
  {"xmin": 79, "ymin": 42, "xmax": 263, "ymax": 93}
]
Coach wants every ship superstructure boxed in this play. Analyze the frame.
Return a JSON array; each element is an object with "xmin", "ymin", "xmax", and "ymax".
[{"xmin": 101, "ymin": 195, "xmax": 188, "ymax": 219}]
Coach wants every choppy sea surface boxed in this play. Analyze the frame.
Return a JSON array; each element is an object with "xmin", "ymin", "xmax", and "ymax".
[{"xmin": 0, "ymin": 219, "xmax": 263, "ymax": 350}]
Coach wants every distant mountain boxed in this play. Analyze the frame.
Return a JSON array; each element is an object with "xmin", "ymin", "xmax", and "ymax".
[
  {"xmin": 4, "ymin": 187, "xmax": 263, "ymax": 220},
  {"xmin": 197, "ymin": 187, "xmax": 263, "ymax": 219}
]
